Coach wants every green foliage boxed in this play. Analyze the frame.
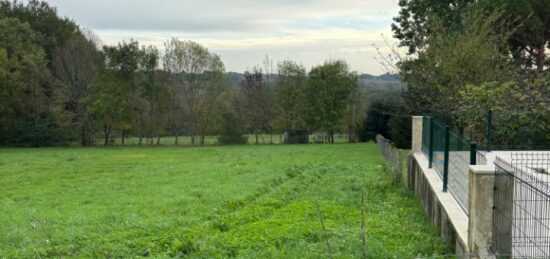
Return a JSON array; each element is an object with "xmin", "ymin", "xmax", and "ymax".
[
  {"xmin": 52, "ymin": 32, "xmax": 100, "ymax": 146},
  {"xmin": 0, "ymin": 0, "xmax": 79, "ymax": 63},
  {"xmin": 88, "ymin": 40, "xmax": 142, "ymax": 145},
  {"xmin": 392, "ymin": 0, "xmax": 549, "ymax": 71},
  {"xmin": 285, "ymin": 130, "xmax": 309, "ymax": 144},
  {"xmin": 357, "ymin": 102, "xmax": 392, "ymax": 142},
  {"xmin": 273, "ymin": 60, "xmax": 309, "ymax": 132},
  {"xmin": 395, "ymin": 0, "xmax": 549, "ymax": 147},
  {"xmin": 0, "ymin": 17, "xmax": 64, "ymax": 146},
  {"xmin": 238, "ymin": 67, "xmax": 274, "ymax": 142},
  {"xmin": 356, "ymin": 101, "xmax": 411, "ymax": 149},
  {"xmin": 217, "ymin": 110, "xmax": 248, "ymax": 145},
  {"xmin": 307, "ymin": 60, "xmax": 358, "ymax": 142},
  {"xmin": 135, "ymin": 45, "xmax": 169, "ymax": 143},
  {"xmin": 0, "ymin": 1, "xmax": 399, "ymax": 147},
  {"xmin": 396, "ymin": 0, "xmax": 549, "ymax": 145},
  {"xmin": 388, "ymin": 115, "xmax": 412, "ymax": 149},
  {"xmin": 477, "ymin": 0, "xmax": 550, "ymax": 71},
  {"xmin": 0, "ymin": 144, "xmax": 446, "ymax": 257},
  {"xmin": 400, "ymin": 9, "xmax": 516, "ymax": 118},
  {"xmin": 163, "ymin": 38, "xmax": 228, "ymax": 145},
  {"xmin": 0, "ymin": 1, "xmax": 98, "ymax": 146},
  {"xmin": 392, "ymin": 0, "xmax": 474, "ymax": 54},
  {"xmin": 458, "ymin": 76, "xmax": 550, "ymax": 146}
]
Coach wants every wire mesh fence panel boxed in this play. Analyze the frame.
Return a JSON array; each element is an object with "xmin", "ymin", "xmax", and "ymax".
[
  {"xmin": 422, "ymin": 116, "xmax": 431, "ymax": 157},
  {"xmin": 447, "ymin": 130, "xmax": 471, "ymax": 214},
  {"xmin": 476, "ymin": 151, "xmax": 487, "ymax": 165},
  {"xmin": 492, "ymin": 152, "xmax": 550, "ymax": 258},
  {"xmin": 376, "ymin": 134, "xmax": 402, "ymax": 185},
  {"xmin": 431, "ymin": 120, "xmax": 447, "ymax": 178}
]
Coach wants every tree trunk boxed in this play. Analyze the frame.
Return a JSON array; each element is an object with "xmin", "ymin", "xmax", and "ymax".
[
  {"xmin": 157, "ymin": 135, "xmax": 160, "ymax": 145},
  {"xmin": 270, "ymin": 132, "xmax": 273, "ymax": 144},
  {"xmin": 103, "ymin": 125, "xmax": 111, "ymax": 146},
  {"xmin": 191, "ymin": 120, "xmax": 196, "ymax": 145},
  {"xmin": 201, "ymin": 135, "xmax": 205, "ymax": 145},
  {"xmin": 255, "ymin": 133, "xmax": 259, "ymax": 144},
  {"xmin": 121, "ymin": 130, "xmax": 125, "ymax": 145},
  {"xmin": 348, "ymin": 125, "xmax": 352, "ymax": 143},
  {"xmin": 175, "ymin": 135, "xmax": 178, "ymax": 146},
  {"xmin": 139, "ymin": 136, "xmax": 143, "ymax": 145},
  {"xmin": 81, "ymin": 125, "xmax": 86, "ymax": 146}
]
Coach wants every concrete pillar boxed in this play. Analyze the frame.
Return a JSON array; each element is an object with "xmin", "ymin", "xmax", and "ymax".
[
  {"xmin": 492, "ymin": 168, "xmax": 514, "ymax": 257},
  {"xmin": 412, "ymin": 116, "xmax": 423, "ymax": 153},
  {"xmin": 468, "ymin": 164, "xmax": 497, "ymax": 257}
]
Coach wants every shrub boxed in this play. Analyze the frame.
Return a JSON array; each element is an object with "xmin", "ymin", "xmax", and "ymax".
[
  {"xmin": 284, "ymin": 130, "xmax": 309, "ymax": 144},
  {"xmin": 388, "ymin": 112, "xmax": 411, "ymax": 149},
  {"xmin": 458, "ymin": 76, "xmax": 550, "ymax": 147},
  {"xmin": 357, "ymin": 101, "xmax": 392, "ymax": 142},
  {"xmin": 218, "ymin": 111, "xmax": 247, "ymax": 145}
]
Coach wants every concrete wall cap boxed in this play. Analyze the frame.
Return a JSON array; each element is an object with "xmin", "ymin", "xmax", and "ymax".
[{"xmin": 469, "ymin": 165, "xmax": 495, "ymax": 175}]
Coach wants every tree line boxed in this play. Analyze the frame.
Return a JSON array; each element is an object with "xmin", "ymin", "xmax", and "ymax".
[
  {"xmin": 390, "ymin": 0, "xmax": 550, "ymax": 147},
  {"xmin": 0, "ymin": 0, "xmax": 373, "ymax": 147}
]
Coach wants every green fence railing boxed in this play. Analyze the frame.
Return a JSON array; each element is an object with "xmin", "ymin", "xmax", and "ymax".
[
  {"xmin": 447, "ymin": 128, "xmax": 475, "ymax": 213},
  {"xmin": 431, "ymin": 119, "xmax": 447, "ymax": 178},
  {"xmin": 421, "ymin": 116, "xmax": 431, "ymax": 157},
  {"xmin": 421, "ymin": 116, "xmax": 478, "ymax": 202}
]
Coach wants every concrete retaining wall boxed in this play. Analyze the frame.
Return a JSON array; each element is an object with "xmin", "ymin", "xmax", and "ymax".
[
  {"xmin": 409, "ymin": 153, "xmax": 469, "ymax": 257},
  {"xmin": 409, "ymin": 115, "xmax": 503, "ymax": 258}
]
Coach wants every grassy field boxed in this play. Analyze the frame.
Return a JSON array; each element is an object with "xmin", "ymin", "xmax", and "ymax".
[{"xmin": 0, "ymin": 144, "xmax": 446, "ymax": 258}]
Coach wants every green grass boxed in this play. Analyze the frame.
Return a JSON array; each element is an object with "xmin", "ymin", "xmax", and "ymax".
[{"xmin": 0, "ymin": 144, "xmax": 446, "ymax": 258}]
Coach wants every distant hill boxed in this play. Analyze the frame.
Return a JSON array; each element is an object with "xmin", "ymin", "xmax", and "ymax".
[
  {"xmin": 358, "ymin": 73, "xmax": 405, "ymax": 93},
  {"xmin": 227, "ymin": 72, "xmax": 245, "ymax": 86},
  {"xmin": 226, "ymin": 72, "xmax": 404, "ymax": 91},
  {"xmin": 358, "ymin": 73, "xmax": 400, "ymax": 81},
  {"xmin": 226, "ymin": 72, "xmax": 279, "ymax": 86}
]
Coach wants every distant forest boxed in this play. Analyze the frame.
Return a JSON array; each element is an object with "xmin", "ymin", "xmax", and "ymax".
[
  {"xmin": 2, "ymin": 0, "xmax": 547, "ymax": 148},
  {"xmin": 0, "ymin": 1, "xmax": 407, "ymax": 147}
]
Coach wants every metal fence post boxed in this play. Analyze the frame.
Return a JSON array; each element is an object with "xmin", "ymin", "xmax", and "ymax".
[
  {"xmin": 487, "ymin": 110, "xmax": 493, "ymax": 152},
  {"xmin": 458, "ymin": 128, "xmax": 464, "ymax": 150},
  {"xmin": 470, "ymin": 142, "xmax": 477, "ymax": 165},
  {"xmin": 428, "ymin": 117, "xmax": 434, "ymax": 168},
  {"xmin": 443, "ymin": 126, "xmax": 450, "ymax": 192}
]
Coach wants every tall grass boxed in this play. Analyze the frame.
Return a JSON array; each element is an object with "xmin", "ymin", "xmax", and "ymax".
[{"xmin": 0, "ymin": 144, "xmax": 446, "ymax": 257}]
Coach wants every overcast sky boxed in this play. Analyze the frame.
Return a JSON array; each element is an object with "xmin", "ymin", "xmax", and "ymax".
[{"xmin": 43, "ymin": 0, "xmax": 401, "ymax": 75}]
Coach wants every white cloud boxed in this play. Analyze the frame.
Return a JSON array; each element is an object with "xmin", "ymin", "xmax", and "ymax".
[{"xmin": 44, "ymin": 0, "xmax": 402, "ymax": 74}]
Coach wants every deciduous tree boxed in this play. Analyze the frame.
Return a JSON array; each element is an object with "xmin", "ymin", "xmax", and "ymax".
[
  {"xmin": 88, "ymin": 40, "xmax": 141, "ymax": 145},
  {"xmin": 273, "ymin": 60, "xmax": 308, "ymax": 133},
  {"xmin": 52, "ymin": 30, "xmax": 100, "ymax": 146},
  {"xmin": 163, "ymin": 39, "xmax": 227, "ymax": 145},
  {"xmin": 307, "ymin": 61, "xmax": 357, "ymax": 143},
  {"xmin": 0, "ymin": 18, "xmax": 59, "ymax": 146},
  {"xmin": 238, "ymin": 67, "xmax": 274, "ymax": 144}
]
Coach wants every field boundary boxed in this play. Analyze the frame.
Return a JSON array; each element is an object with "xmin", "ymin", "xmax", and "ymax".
[{"xmin": 375, "ymin": 134, "xmax": 403, "ymax": 185}]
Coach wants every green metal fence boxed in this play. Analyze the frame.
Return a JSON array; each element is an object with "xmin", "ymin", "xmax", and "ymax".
[
  {"xmin": 422, "ymin": 116, "xmax": 431, "ymax": 156},
  {"xmin": 431, "ymin": 119, "xmax": 447, "ymax": 178},
  {"xmin": 421, "ymin": 116, "xmax": 477, "ymax": 214},
  {"xmin": 447, "ymin": 129, "xmax": 475, "ymax": 213}
]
